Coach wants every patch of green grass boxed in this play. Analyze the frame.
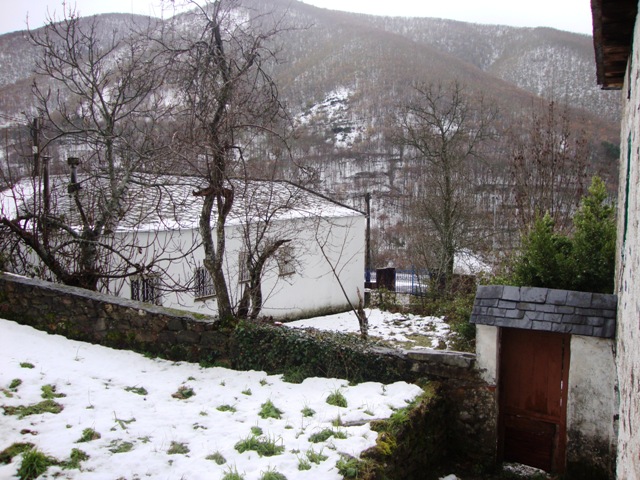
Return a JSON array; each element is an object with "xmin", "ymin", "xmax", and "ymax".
[
  {"xmin": 108, "ymin": 440, "xmax": 134, "ymax": 454},
  {"xmin": 259, "ymin": 378, "xmax": 268, "ymax": 386},
  {"xmin": 331, "ymin": 415, "xmax": 343, "ymax": 426},
  {"xmin": 0, "ymin": 443, "xmax": 34, "ymax": 464},
  {"xmin": 171, "ymin": 385, "xmax": 195, "ymax": 399},
  {"xmin": 336, "ymin": 455, "xmax": 369, "ymax": 479},
  {"xmin": 326, "ymin": 389, "xmax": 348, "ymax": 408},
  {"xmin": 376, "ymin": 393, "xmax": 428, "ymax": 438},
  {"xmin": 306, "ymin": 447, "xmax": 328, "ymax": 464},
  {"xmin": 113, "ymin": 415, "xmax": 136, "ymax": 430},
  {"xmin": 9, "ymin": 379, "xmax": 22, "ymax": 390},
  {"xmin": 298, "ymin": 457, "xmax": 311, "ymax": 471},
  {"xmin": 61, "ymin": 448, "xmax": 89, "ymax": 470},
  {"xmin": 404, "ymin": 333, "xmax": 437, "ymax": 348},
  {"xmin": 234, "ymin": 435, "xmax": 284, "ymax": 457},
  {"xmin": 259, "ymin": 467, "xmax": 288, "ymax": 480},
  {"xmin": 2, "ymin": 400, "xmax": 64, "ymax": 418},
  {"xmin": 221, "ymin": 466, "xmax": 245, "ymax": 480},
  {"xmin": 241, "ymin": 388, "xmax": 252, "ymax": 396},
  {"xmin": 76, "ymin": 428, "xmax": 101, "ymax": 443},
  {"xmin": 19, "ymin": 363, "xmax": 35, "ymax": 369},
  {"xmin": 206, "ymin": 451, "xmax": 226, "ymax": 465},
  {"xmin": 41, "ymin": 384, "xmax": 65, "ymax": 399},
  {"xmin": 251, "ymin": 426, "xmax": 263, "ymax": 436},
  {"xmin": 124, "ymin": 386, "xmax": 148, "ymax": 396},
  {"xmin": 217, "ymin": 404, "xmax": 237, "ymax": 413},
  {"xmin": 167, "ymin": 441, "xmax": 190, "ymax": 455},
  {"xmin": 259, "ymin": 399, "xmax": 283, "ymax": 420},
  {"xmin": 17, "ymin": 448, "xmax": 57, "ymax": 480},
  {"xmin": 308, "ymin": 428, "xmax": 347, "ymax": 443},
  {"xmin": 301, "ymin": 406, "xmax": 315, "ymax": 417}
]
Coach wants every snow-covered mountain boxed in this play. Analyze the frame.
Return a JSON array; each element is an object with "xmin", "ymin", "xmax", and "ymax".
[{"xmin": 0, "ymin": 0, "xmax": 620, "ymax": 267}]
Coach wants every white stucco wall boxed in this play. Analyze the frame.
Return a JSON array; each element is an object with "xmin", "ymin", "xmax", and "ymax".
[
  {"xmin": 475, "ymin": 324, "xmax": 499, "ymax": 385},
  {"xmin": 566, "ymin": 336, "xmax": 617, "ymax": 473},
  {"xmin": 474, "ymin": 324, "xmax": 617, "ymax": 474},
  {"xmin": 615, "ymin": 16, "xmax": 640, "ymax": 479},
  {"xmin": 110, "ymin": 212, "xmax": 365, "ymax": 320}
]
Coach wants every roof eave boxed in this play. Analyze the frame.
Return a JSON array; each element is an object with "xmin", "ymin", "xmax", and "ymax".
[{"xmin": 591, "ymin": 0, "xmax": 637, "ymax": 90}]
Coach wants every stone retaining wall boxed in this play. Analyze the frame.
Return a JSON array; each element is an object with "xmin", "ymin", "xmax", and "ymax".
[{"xmin": 0, "ymin": 272, "xmax": 230, "ymax": 363}]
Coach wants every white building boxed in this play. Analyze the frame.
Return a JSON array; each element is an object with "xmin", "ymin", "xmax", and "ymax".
[{"xmin": 0, "ymin": 175, "xmax": 365, "ymax": 320}]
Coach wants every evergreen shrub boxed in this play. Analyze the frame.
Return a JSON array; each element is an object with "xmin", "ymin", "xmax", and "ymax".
[{"xmin": 510, "ymin": 176, "xmax": 615, "ymax": 294}]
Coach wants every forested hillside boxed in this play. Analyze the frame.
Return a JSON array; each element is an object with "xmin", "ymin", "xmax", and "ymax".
[{"xmin": 0, "ymin": 0, "xmax": 621, "ymax": 269}]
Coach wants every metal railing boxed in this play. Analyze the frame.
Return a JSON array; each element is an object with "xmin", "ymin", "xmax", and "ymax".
[{"xmin": 365, "ymin": 268, "xmax": 431, "ymax": 296}]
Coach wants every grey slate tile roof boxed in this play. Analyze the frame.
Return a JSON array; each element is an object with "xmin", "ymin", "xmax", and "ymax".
[
  {"xmin": 1, "ymin": 175, "xmax": 362, "ymax": 233},
  {"xmin": 470, "ymin": 285, "xmax": 617, "ymax": 338}
]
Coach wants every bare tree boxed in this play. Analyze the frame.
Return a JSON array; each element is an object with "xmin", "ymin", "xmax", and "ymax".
[
  {"xmin": 161, "ymin": 0, "xmax": 290, "ymax": 320},
  {"xmin": 0, "ymin": 9, "xmax": 172, "ymax": 290},
  {"xmin": 396, "ymin": 81, "xmax": 497, "ymax": 292},
  {"xmin": 509, "ymin": 99, "xmax": 589, "ymax": 233},
  {"xmin": 235, "ymin": 180, "xmax": 302, "ymax": 320}
]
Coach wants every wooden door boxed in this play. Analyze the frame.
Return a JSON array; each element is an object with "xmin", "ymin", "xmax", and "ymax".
[{"xmin": 499, "ymin": 328, "xmax": 570, "ymax": 473}]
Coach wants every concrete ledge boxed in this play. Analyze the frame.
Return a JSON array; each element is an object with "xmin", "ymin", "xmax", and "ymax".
[{"xmin": 405, "ymin": 349, "xmax": 475, "ymax": 369}]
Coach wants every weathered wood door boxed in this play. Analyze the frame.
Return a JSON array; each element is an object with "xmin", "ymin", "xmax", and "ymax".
[{"xmin": 499, "ymin": 328, "xmax": 570, "ymax": 473}]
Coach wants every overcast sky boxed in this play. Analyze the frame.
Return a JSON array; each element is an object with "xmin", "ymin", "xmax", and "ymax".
[{"xmin": 0, "ymin": 0, "xmax": 594, "ymax": 36}]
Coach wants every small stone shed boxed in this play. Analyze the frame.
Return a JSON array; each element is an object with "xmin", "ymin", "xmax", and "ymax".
[{"xmin": 471, "ymin": 285, "xmax": 617, "ymax": 479}]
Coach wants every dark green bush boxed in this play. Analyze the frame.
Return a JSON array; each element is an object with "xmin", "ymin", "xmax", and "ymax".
[
  {"xmin": 17, "ymin": 449, "xmax": 56, "ymax": 480},
  {"xmin": 571, "ymin": 176, "xmax": 616, "ymax": 293},
  {"xmin": 413, "ymin": 293, "xmax": 476, "ymax": 352},
  {"xmin": 513, "ymin": 213, "xmax": 575, "ymax": 289},
  {"xmin": 510, "ymin": 176, "xmax": 615, "ymax": 294},
  {"xmin": 232, "ymin": 321, "xmax": 409, "ymax": 384}
]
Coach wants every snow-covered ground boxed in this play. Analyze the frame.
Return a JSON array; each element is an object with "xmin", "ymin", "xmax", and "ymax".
[
  {"xmin": 287, "ymin": 309, "xmax": 451, "ymax": 350},
  {"xmin": 0, "ymin": 318, "xmax": 427, "ymax": 480}
]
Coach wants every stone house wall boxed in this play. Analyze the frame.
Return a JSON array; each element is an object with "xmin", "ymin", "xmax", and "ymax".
[{"xmin": 614, "ymin": 10, "xmax": 640, "ymax": 479}]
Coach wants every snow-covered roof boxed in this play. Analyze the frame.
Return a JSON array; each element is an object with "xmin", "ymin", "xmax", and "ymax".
[{"xmin": 0, "ymin": 175, "xmax": 363, "ymax": 233}]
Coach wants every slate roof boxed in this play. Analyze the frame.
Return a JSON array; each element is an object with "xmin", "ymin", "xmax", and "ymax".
[
  {"xmin": 470, "ymin": 285, "xmax": 617, "ymax": 338},
  {"xmin": 0, "ymin": 175, "xmax": 363, "ymax": 233}
]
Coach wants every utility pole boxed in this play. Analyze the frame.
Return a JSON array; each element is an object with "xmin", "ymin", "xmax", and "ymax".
[
  {"xmin": 31, "ymin": 117, "xmax": 50, "ymax": 246},
  {"xmin": 31, "ymin": 118, "xmax": 39, "ymax": 177},
  {"xmin": 3, "ymin": 128, "xmax": 9, "ymax": 180},
  {"xmin": 365, "ymin": 192, "xmax": 372, "ymax": 284}
]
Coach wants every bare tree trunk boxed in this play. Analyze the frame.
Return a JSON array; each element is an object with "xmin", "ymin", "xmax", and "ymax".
[{"xmin": 397, "ymin": 82, "xmax": 497, "ymax": 296}]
